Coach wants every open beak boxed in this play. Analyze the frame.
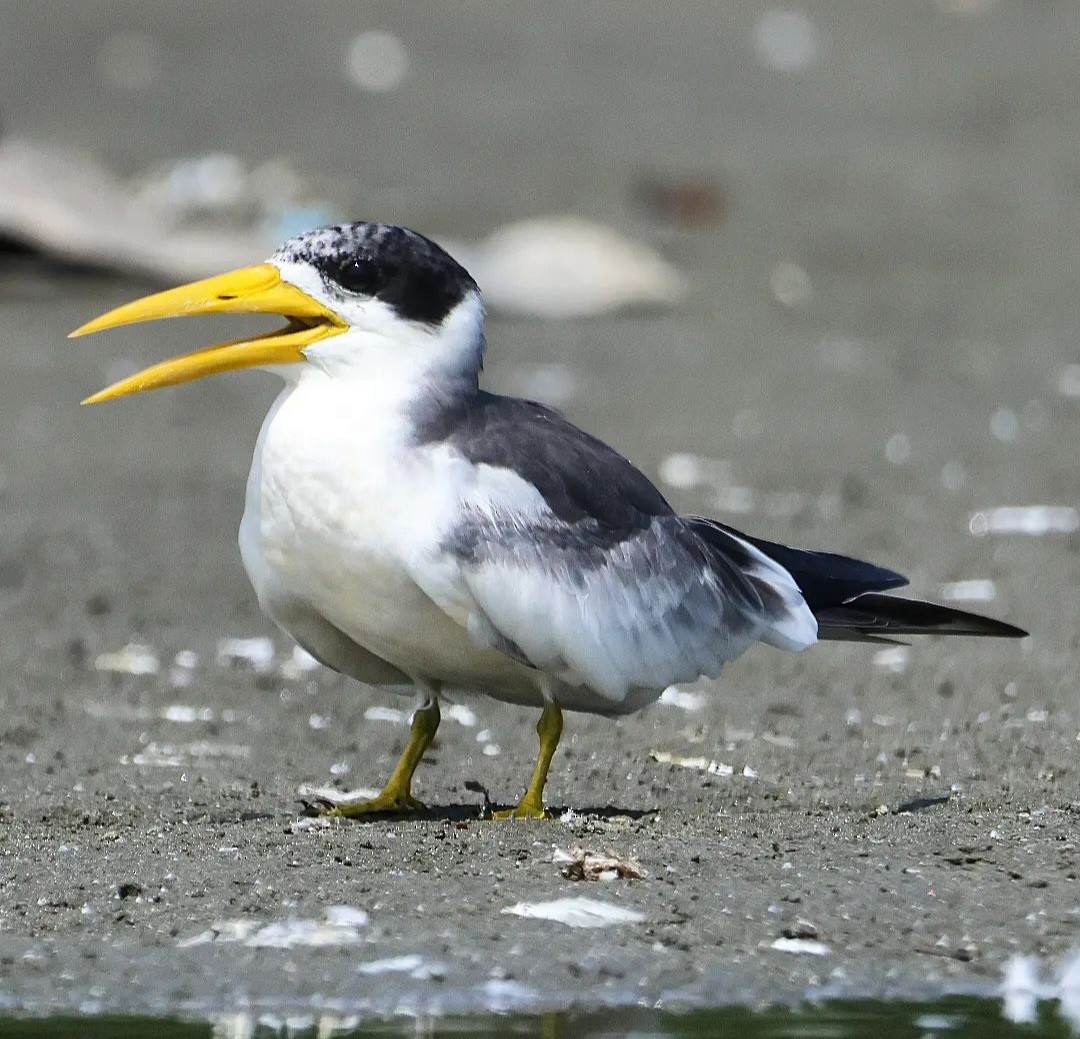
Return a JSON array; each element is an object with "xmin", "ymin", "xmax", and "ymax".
[{"xmin": 70, "ymin": 263, "xmax": 346, "ymax": 404}]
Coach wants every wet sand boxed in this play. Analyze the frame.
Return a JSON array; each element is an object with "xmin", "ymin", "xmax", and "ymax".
[{"xmin": 0, "ymin": 0, "xmax": 1078, "ymax": 1019}]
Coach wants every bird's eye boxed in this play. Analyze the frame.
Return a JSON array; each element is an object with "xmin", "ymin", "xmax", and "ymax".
[{"xmin": 336, "ymin": 257, "xmax": 387, "ymax": 296}]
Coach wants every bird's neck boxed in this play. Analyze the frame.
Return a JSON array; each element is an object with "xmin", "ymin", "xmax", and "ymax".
[
  {"xmin": 287, "ymin": 351, "xmax": 481, "ymax": 448},
  {"xmin": 288, "ymin": 291, "xmax": 487, "ymax": 442}
]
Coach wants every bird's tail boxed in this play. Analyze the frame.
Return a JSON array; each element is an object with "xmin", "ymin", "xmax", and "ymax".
[{"xmin": 689, "ymin": 518, "xmax": 1027, "ymax": 645}]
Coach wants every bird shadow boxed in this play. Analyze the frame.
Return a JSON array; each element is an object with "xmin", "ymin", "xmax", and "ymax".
[
  {"xmin": 460, "ymin": 779, "xmax": 658, "ymax": 823},
  {"xmin": 293, "ymin": 791, "xmax": 657, "ymax": 825}
]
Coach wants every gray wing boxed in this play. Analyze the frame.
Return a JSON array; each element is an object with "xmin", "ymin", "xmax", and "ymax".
[
  {"xmin": 413, "ymin": 394, "xmax": 817, "ymax": 703},
  {"xmin": 444, "ymin": 512, "xmax": 817, "ymax": 702}
]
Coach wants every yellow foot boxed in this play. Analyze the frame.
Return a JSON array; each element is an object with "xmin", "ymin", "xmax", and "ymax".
[
  {"xmin": 492, "ymin": 800, "xmax": 549, "ymax": 821},
  {"xmin": 490, "ymin": 703, "xmax": 562, "ymax": 821},
  {"xmin": 321, "ymin": 791, "xmax": 424, "ymax": 818}
]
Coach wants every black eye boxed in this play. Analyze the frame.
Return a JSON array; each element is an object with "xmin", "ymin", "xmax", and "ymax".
[{"xmin": 336, "ymin": 257, "xmax": 389, "ymax": 296}]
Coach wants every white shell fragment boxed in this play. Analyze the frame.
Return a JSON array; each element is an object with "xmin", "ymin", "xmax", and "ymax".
[
  {"xmin": 552, "ymin": 847, "xmax": 648, "ymax": 882},
  {"xmin": 449, "ymin": 217, "xmax": 686, "ymax": 319},
  {"xmin": 658, "ymin": 686, "xmax": 704, "ymax": 711},
  {"xmin": 650, "ymin": 749, "xmax": 735, "ymax": 776},
  {"xmin": 443, "ymin": 703, "xmax": 477, "ymax": 727},
  {"xmin": 216, "ymin": 637, "xmax": 275, "ymax": 673},
  {"xmin": 93, "ymin": 643, "xmax": 160, "ymax": 676},
  {"xmin": 501, "ymin": 896, "xmax": 645, "ymax": 928},
  {"xmin": 872, "ymin": 646, "xmax": 910, "ymax": 674},
  {"xmin": 940, "ymin": 579, "xmax": 997, "ymax": 603},
  {"xmin": 323, "ymin": 905, "xmax": 371, "ymax": 928},
  {"xmin": 364, "ymin": 705, "xmax": 408, "ymax": 724},
  {"xmin": 770, "ymin": 937, "xmax": 831, "ymax": 956},
  {"xmin": 356, "ymin": 955, "xmax": 443, "ymax": 980},
  {"xmin": 160, "ymin": 704, "xmax": 214, "ymax": 723},
  {"xmin": 969, "ymin": 506, "xmax": 1079, "ymax": 536}
]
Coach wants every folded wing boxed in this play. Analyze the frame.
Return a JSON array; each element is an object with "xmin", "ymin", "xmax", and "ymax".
[{"xmin": 411, "ymin": 394, "xmax": 817, "ymax": 702}]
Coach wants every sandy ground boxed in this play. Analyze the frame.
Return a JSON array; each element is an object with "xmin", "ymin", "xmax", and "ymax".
[{"xmin": 0, "ymin": 0, "xmax": 1078, "ymax": 1020}]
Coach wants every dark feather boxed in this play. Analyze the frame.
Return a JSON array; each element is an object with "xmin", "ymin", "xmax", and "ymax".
[
  {"xmin": 690, "ymin": 519, "xmax": 907, "ymax": 609},
  {"xmin": 416, "ymin": 392, "xmax": 673, "ymax": 543},
  {"xmin": 816, "ymin": 593, "xmax": 1027, "ymax": 640}
]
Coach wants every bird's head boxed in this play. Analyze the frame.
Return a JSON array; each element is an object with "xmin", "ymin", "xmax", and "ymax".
[{"xmin": 71, "ymin": 222, "xmax": 483, "ymax": 403}]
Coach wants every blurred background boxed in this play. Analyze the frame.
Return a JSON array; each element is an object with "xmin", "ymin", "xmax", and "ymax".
[
  {"xmin": 3, "ymin": 7, "xmax": 1080, "ymax": 1015},
  {"xmin": 0, "ymin": 1, "xmax": 1077, "ymax": 803}
]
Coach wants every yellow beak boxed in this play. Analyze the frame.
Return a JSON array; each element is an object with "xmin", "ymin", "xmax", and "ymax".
[{"xmin": 70, "ymin": 263, "xmax": 346, "ymax": 404}]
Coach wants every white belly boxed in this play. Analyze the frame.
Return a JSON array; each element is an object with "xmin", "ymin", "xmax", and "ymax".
[{"xmin": 238, "ymin": 376, "xmax": 543, "ymax": 702}]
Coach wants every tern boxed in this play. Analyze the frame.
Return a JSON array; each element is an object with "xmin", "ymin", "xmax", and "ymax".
[{"xmin": 72, "ymin": 222, "xmax": 1026, "ymax": 819}]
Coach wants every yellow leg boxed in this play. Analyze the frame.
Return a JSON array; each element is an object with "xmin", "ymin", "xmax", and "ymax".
[
  {"xmin": 493, "ymin": 704, "xmax": 563, "ymax": 820},
  {"xmin": 323, "ymin": 700, "xmax": 440, "ymax": 817}
]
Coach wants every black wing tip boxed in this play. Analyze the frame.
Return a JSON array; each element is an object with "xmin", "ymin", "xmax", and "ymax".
[
  {"xmin": 975, "ymin": 617, "xmax": 1028, "ymax": 639},
  {"xmin": 821, "ymin": 593, "xmax": 1029, "ymax": 640},
  {"xmin": 689, "ymin": 517, "xmax": 910, "ymax": 600},
  {"xmin": 896, "ymin": 598, "xmax": 1029, "ymax": 639},
  {"xmin": 874, "ymin": 567, "xmax": 910, "ymax": 593}
]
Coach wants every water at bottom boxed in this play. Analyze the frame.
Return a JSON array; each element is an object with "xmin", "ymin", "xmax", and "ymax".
[{"xmin": 0, "ymin": 997, "xmax": 1075, "ymax": 1039}]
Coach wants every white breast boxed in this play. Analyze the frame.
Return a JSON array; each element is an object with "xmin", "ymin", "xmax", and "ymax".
[{"xmin": 238, "ymin": 371, "xmax": 541, "ymax": 699}]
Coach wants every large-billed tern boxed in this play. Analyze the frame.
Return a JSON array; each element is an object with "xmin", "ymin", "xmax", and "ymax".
[{"xmin": 72, "ymin": 222, "xmax": 1026, "ymax": 819}]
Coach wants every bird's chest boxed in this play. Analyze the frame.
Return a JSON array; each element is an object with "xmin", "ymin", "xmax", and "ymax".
[{"xmin": 238, "ymin": 382, "xmax": 458, "ymax": 638}]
